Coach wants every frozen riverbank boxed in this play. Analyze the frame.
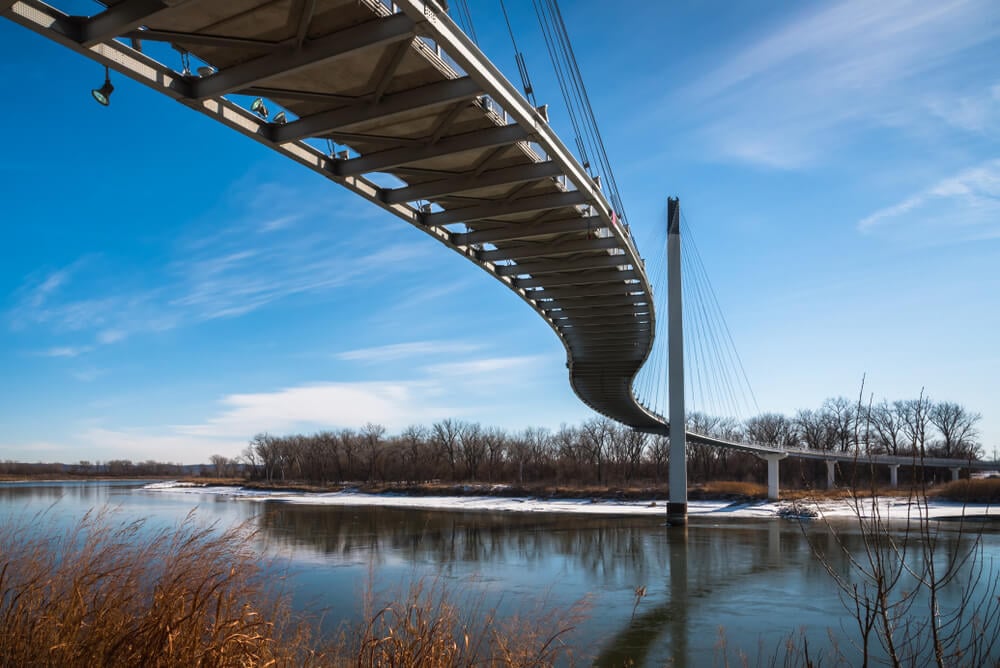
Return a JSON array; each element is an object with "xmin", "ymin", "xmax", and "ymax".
[{"xmin": 142, "ymin": 481, "xmax": 999, "ymax": 521}]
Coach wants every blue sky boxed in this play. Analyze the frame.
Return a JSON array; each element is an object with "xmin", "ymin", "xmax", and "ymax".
[{"xmin": 1, "ymin": 0, "xmax": 998, "ymax": 464}]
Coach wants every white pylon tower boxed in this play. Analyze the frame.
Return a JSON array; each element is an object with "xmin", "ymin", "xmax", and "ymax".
[{"xmin": 666, "ymin": 197, "xmax": 687, "ymax": 526}]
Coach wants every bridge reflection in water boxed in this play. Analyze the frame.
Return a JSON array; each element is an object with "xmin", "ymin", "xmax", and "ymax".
[{"xmin": 253, "ymin": 502, "xmax": 993, "ymax": 666}]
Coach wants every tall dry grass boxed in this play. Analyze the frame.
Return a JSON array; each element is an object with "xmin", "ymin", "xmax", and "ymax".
[
  {"xmin": 0, "ymin": 510, "xmax": 582, "ymax": 667},
  {"xmin": 351, "ymin": 578, "xmax": 585, "ymax": 667},
  {"xmin": 932, "ymin": 477, "xmax": 1000, "ymax": 503},
  {"xmin": 0, "ymin": 509, "xmax": 326, "ymax": 667}
]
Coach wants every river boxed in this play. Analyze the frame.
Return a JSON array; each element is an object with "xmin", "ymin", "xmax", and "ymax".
[{"xmin": 2, "ymin": 480, "xmax": 997, "ymax": 665}]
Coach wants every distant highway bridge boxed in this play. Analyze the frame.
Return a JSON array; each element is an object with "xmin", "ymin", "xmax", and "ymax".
[{"xmin": 4, "ymin": 0, "xmax": 994, "ymax": 519}]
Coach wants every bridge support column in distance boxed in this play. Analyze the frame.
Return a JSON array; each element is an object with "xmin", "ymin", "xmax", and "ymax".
[
  {"xmin": 825, "ymin": 460, "xmax": 836, "ymax": 490},
  {"xmin": 667, "ymin": 197, "xmax": 687, "ymax": 526},
  {"xmin": 760, "ymin": 453, "xmax": 787, "ymax": 501},
  {"xmin": 950, "ymin": 467, "xmax": 961, "ymax": 482},
  {"xmin": 888, "ymin": 464, "xmax": 899, "ymax": 488}
]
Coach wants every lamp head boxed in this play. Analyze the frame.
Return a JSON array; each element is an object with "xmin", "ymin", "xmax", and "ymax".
[
  {"xmin": 273, "ymin": 111, "xmax": 287, "ymax": 125},
  {"xmin": 91, "ymin": 66, "xmax": 113, "ymax": 106},
  {"xmin": 250, "ymin": 97, "xmax": 268, "ymax": 119}
]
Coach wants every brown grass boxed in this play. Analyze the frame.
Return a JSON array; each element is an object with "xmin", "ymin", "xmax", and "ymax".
[
  {"xmin": 689, "ymin": 481, "xmax": 767, "ymax": 500},
  {"xmin": 931, "ymin": 478, "xmax": 1000, "ymax": 504},
  {"xmin": 0, "ymin": 511, "xmax": 582, "ymax": 667},
  {"xmin": 352, "ymin": 579, "xmax": 586, "ymax": 667},
  {"xmin": 0, "ymin": 509, "xmax": 327, "ymax": 667}
]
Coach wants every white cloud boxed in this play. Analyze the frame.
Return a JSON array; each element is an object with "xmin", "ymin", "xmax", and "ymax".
[
  {"xmin": 97, "ymin": 329, "xmax": 126, "ymax": 344},
  {"xmin": 7, "ymin": 178, "xmax": 434, "ymax": 348},
  {"xmin": 174, "ymin": 381, "xmax": 454, "ymax": 438},
  {"xmin": 678, "ymin": 0, "xmax": 1000, "ymax": 168},
  {"xmin": 72, "ymin": 367, "xmax": 107, "ymax": 382},
  {"xmin": 423, "ymin": 356, "xmax": 543, "ymax": 377},
  {"xmin": 858, "ymin": 159, "xmax": 1000, "ymax": 239},
  {"xmin": 78, "ymin": 427, "xmax": 246, "ymax": 464},
  {"xmin": 336, "ymin": 340, "xmax": 483, "ymax": 362},
  {"xmin": 37, "ymin": 345, "xmax": 93, "ymax": 358}
]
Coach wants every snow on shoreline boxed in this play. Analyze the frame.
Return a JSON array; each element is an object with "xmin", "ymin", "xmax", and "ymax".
[{"xmin": 140, "ymin": 481, "xmax": 999, "ymax": 521}]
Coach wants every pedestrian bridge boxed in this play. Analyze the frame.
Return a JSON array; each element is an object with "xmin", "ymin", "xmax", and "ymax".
[{"xmin": 4, "ymin": 0, "xmax": 993, "ymax": 504}]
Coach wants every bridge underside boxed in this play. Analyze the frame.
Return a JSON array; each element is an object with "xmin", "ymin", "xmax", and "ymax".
[{"xmin": 4, "ymin": 0, "xmax": 665, "ymax": 429}]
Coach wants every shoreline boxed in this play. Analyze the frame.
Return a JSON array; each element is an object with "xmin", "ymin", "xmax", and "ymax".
[{"xmin": 141, "ymin": 480, "xmax": 1000, "ymax": 522}]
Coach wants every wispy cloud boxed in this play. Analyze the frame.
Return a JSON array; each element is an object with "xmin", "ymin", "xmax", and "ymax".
[
  {"xmin": 54, "ymin": 350, "xmax": 550, "ymax": 460},
  {"xmin": 858, "ymin": 159, "xmax": 1000, "ymax": 240},
  {"xmin": 7, "ymin": 174, "xmax": 433, "ymax": 349},
  {"xmin": 677, "ymin": 0, "xmax": 1000, "ymax": 168},
  {"xmin": 174, "ymin": 381, "xmax": 454, "ymax": 438},
  {"xmin": 423, "ymin": 356, "xmax": 543, "ymax": 377},
  {"xmin": 36, "ymin": 345, "xmax": 93, "ymax": 358},
  {"xmin": 336, "ymin": 340, "xmax": 483, "ymax": 363},
  {"xmin": 72, "ymin": 367, "xmax": 108, "ymax": 382}
]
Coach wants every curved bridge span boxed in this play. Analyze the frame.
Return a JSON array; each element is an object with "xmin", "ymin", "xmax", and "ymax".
[
  {"xmin": 5, "ymin": 0, "xmax": 994, "ymax": 493},
  {"xmin": 4, "ymin": 0, "xmax": 665, "ymax": 428}
]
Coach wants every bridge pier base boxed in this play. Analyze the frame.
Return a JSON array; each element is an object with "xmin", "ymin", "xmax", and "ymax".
[
  {"xmin": 888, "ymin": 464, "xmax": 899, "ymax": 488},
  {"xmin": 825, "ymin": 460, "xmax": 836, "ymax": 489},
  {"xmin": 761, "ymin": 454, "xmax": 787, "ymax": 501},
  {"xmin": 950, "ymin": 467, "xmax": 961, "ymax": 482},
  {"xmin": 667, "ymin": 502, "xmax": 688, "ymax": 526}
]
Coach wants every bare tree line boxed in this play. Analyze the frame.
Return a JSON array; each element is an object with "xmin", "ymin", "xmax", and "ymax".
[{"xmin": 223, "ymin": 395, "xmax": 985, "ymax": 487}]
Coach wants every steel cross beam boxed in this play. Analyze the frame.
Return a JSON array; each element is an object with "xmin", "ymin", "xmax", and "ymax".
[
  {"xmin": 515, "ymin": 269, "xmax": 639, "ymax": 290},
  {"xmin": 273, "ymin": 76, "xmax": 482, "ymax": 143},
  {"xmin": 494, "ymin": 254, "xmax": 629, "ymax": 276},
  {"xmin": 78, "ymin": 0, "xmax": 184, "ymax": 46},
  {"xmin": 452, "ymin": 217, "xmax": 603, "ymax": 245},
  {"xmin": 335, "ymin": 124, "xmax": 528, "ymax": 176},
  {"xmin": 479, "ymin": 237, "xmax": 621, "ymax": 262},
  {"xmin": 425, "ymin": 190, "xmax": 587, "ymax": 227},
  {"xmin": 191, "ymin": 13, "xmax": 416, "ymax": 99},
  {"xmin": 383, "ymin": 161, "xmax": 563, "ymax": 204}
]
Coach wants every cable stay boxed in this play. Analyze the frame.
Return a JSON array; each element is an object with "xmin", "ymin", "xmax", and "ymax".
[
  {"xmin": 497, "ymin": 0, "xmax": 537, "ymax": 106},
  {"xmin": 633, "ymin": 202, "xmax": 758, "ymax": 430},
  {"xmin": 529, "ymin": 0, "xmax": 628, "ymax": 225},
  {"xmin": 450, "ymin": 0, "xmax": 480, "ymax": 46}
]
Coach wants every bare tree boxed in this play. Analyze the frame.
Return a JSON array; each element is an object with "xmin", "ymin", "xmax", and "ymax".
[
  {"xmin": 795, "ymin": 408, "xmax": 836, "ymax": 451},
  {"xmin": 209, "ymin": 454, "xmax": 231, "ymax": 478},
  {"xmin": 459, "ymin": 422, "xmax": 486, "ymax": 481},
  {"xmin": 929, "ymin": 401, "xmax": 981, "ymax": 459},
  {"xmin": 339, "ymin": 428, "xmax": 358, "ymax": 481},
  {"xmin": 897, "ymin": 394, "xmax": 932, "ymax": 455},
  {"xmin": 581, "ymin": 417, "xmax": 613, "ymax": 484},
  {"xmin": 360, "ymin": 423, "xmax": 386, "ymax": 482},
  {"xmin": 648, "ymin": 434, "xmax": 669, "ymax": 484},
  {"xmin": 868, "ymin": 400, "xmax": 905, "ymax": 455},
  {"xmin": 823, "ymin": 396, "xmax": 857, "ymax": 452},
  {"xmin": 483, "ymin": 426, "xmax": 507, "ymax": 483},
  {"xmin": 432, "ymin": 419, "xmax": 462, "ymax": 480},
  {"xmin": 400, "ymin": 424, "xmax": 427, "ymax": 482},
  {"xmin": 745, "ymin": 413, "xmax": 797, "ymax": 448}
]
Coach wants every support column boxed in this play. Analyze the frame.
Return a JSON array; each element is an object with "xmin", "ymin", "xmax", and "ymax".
[
  {"xmin": 666, "ymin": 197, "xmax": 687, "ymax": 526},
  {"xmin": 825, "ymin": 460, "xmax": 836, "ymax": 490},
  {"xmin": 950, "ymin": 467, "xmax": 961, "ymax": 482},
  {"xmin": 760, "ymin": 454, "xmax": 786, "ymax": 501},
  {"xmin": 888, "ymin": 464, "xmax": 899, "ymax": 488}
]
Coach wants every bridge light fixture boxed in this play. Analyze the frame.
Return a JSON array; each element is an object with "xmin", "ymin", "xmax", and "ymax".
[
  {"xmin": 197, "ymin": 66, "xmax": 216, "ymax": 77},
  {"xmin": 272, "ymin": 111, "xmax": 287, "ymax": 125},
  {"xmin": 336, "ymin": 150, "xmax": 350, "ymax": 160},
  {"xmin": 250, "ymin": 97, "xmax": 269, "ymax": 119},
  {"xmin": 91, "ymin": 65, "xmax": 114, "ymax": 106}
]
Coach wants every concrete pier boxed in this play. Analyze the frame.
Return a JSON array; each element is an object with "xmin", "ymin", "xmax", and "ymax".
[{"xmin": 761, "ymin": 453, "xmax": 787, "ymax": 500}]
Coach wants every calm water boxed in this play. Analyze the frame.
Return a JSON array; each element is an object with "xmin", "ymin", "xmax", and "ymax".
[{"xmin": 2, "ymin": 480, "xmax": 998, "ymax": 666}]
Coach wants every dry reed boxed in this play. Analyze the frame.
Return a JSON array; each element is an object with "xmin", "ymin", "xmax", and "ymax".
[
  {"xmin": 0, "ymin": 510, "xmax": 583, "ymax": 667},
  {"xmin": 932, "ymin": 477, "xmax": 1000, "ymax": 503}
]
